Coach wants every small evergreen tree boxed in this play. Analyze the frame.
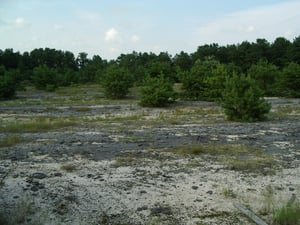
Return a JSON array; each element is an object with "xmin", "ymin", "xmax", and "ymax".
[
  {"xmin": 0, "ymin": 68, "xmax": 16, "ymax": 100},
  {"xmin": 180, "ymin": 58, "xmax": 228, "ymax": 101},
  {"xmin": 221, "ymin": 73, "xmax": 271, "ymax": 122},
  {"xmin": 280, "ymin": 62, "xmax": 300, "ymax": 97},
  {"xmin": 102, "ymin": 64, "xmax": 133, "ymax": 99},
  {"xmin": 32, "ymin": 65, "xmax": 59, "ymax": 91},
  {"xmin": 247, "ymin": 59, "xmax": 279, "ymax": 96},
  {"xmin": 139, "ymin": 73, "xmax": 175, "ymax": 107}
]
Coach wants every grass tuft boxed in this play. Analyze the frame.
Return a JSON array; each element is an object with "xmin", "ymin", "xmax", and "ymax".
[
  {"xmin": 222, "ymin": 188, "xmax": 237, "ymax": 198},
  {"xmin": 273, "ymin": 201, "xmax": 300, "ymax": 225}
]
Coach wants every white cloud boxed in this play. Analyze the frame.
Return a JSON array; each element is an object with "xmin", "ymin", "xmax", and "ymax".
[
  {"xmin": 131, "ymin": 35, "xmax": 140, "ymax": 43},
  {"xmin": 194, "ymin": 1, "xmax": 300, "ymax": 45},
  {"xmin": 105, "ymin": 27, "xmax": 118, "ymax": 42},
  {"xmin": 246, "ymin": 25, "xmax": 255, "ymax": 33},
  {"xmin": 14, "ymin": 17, "xmax": 26, "ymax": 27}
]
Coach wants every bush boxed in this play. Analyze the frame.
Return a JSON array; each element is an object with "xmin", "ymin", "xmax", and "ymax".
[
  {"xmin": 221, "ymin": 73, "xmax": 271, "ymax": 122},
  {"xmin": 32, "ymin": 65, "xmax": 59, "ymax": 91},
  {"xmin": 0, "ymin": 67, "xmax": 16, "ymax": 100},
  {"xmin": 139, "ymin": 73, "xmax": 175, "ymax": 107},
  {"xmin": 280, "ymin": 62, "xmax": 300, "ymax": 97},
  {"xmin": 247, "ymin": 59, "xmax": 279, "ymax": 96},
  {"xmin": 180, "ymin": 58, "xmax": 228, "ymax": 101},
  {"xmin": 102, "ymin": 64, "xmax": 133, "ymax": 99}
]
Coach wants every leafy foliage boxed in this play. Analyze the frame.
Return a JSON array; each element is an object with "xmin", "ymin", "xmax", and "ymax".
[
  {"xmin": 102, "ymin": 64, "xmax": 133, "ymax": 99},
  {"xmin": 139, "ymin": 73, "xmax": 175, "ymax": 107},
  {"xmin": 221, "ymin": 74, "xmax": 271, "ymax": 122}
]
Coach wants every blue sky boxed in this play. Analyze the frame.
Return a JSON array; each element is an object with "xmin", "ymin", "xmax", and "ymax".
[{"xmin": 1, "ymin": 0, "xmax": 300, "ymax": 59}]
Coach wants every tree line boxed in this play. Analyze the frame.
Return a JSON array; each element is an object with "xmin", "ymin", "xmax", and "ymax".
[{"xmin": 1, "ymin": 36, "xmax": 300, "ymax": 121}]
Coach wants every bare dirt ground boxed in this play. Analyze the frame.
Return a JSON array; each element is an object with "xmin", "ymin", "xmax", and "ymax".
[{"xmin": 0, "ymin": 85, "xmax": 299, "ymax": 225}]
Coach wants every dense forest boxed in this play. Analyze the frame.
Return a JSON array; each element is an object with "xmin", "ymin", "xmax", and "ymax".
[{"xmin": 1, "ymin": 36, "xmax": 300, "ymax": 102}]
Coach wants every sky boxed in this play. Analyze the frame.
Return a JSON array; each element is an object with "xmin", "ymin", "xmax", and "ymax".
[{"xmin": 0, "ymin": 0, "xmax": 300, "ymax": 59}]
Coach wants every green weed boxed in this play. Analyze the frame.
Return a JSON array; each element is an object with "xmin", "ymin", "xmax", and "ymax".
[{"xmin": 273, "ymin": 201, "xmax": 300, "ymax": 225}]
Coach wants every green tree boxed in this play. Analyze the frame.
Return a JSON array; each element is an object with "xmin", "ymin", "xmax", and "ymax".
[
  {"xmin": 291, "ymin": 36, "xmax": 300, "ymax": 64},
  {"xmin": 139, "ymin": 73, "xmax": 175, "ymax": 107},
  {"xmin": 180, "ymin": 58, "xmax": 228, "ymax": 101},
  {"xmin": 174, "ymin": 51, "xmax": 192, "ymax": 72},
  {"xmin": 32, "ymin": 65, "xmax": 59, "ymax": 91},
  {"xmin": 247, "ymin": 59, "xmax": 279, "ymax": 96},
  {"xmin": 221, "ymin": 74, "xmax": 271, "ymax": 122},
  {"xmin": 0, "ymin": 66, "xmax": 16, "ymax": 100},
  {"xmin": 102, "ymin": 64, "xmax": 133, "ymax": 99},
  {"xmin": 280, "ymin": 62, "xmax": 300, "ymax": 97},
  {"xmin": 270, "ymin": 37, "xmax": 292, "ymax": 68}
]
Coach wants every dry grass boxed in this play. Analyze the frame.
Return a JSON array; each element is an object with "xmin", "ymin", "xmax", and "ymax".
[
  {"xmin": 0, "ymin": 117, "xmax": 75, "ymax": 133},
  {"xmin": 60, "ymin": 163, "xmax": 77, "ymax": 172},
  {"xmin": 0, "ymin": 135, "xmax": 25, "ymax": 147},
  {"xmin": 171, "ymin": 144, "xmax": 276, "ymax": 173}
]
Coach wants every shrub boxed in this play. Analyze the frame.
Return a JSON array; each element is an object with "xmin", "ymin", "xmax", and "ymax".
[
  {"xmin": 139, "ymin": 73, "xmax": 175, "ymax": 107},
  {"xmin": 0, "ymin": 67, "xmax": 16, "ymax": 100},
  {"xmin": 280, "ymin": 62, "xmax": 300, "ymax": 97},
  {"xmin": 102, "ymin": 64, "xmax": 133, "ymax": 99},
  {"xmin": 247, "ymin": 59, "xmax": 279, "ymax": 96},
  {"xmin": 180, "ymin": 58, "xmax": 228, "ymax": 101},
  {"xmin": 221, "ymin": 73, "xmax": 271, "ymax": 122},
  {"xmin": 32, "ymin": 65, "xmax": 59, "ymax": 91}
]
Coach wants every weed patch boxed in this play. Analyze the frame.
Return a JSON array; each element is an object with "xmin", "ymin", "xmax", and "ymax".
[
  {"xmin": 0, "ymin": 116, "xmax": 75, "ymax": 133},
  {"xmin": 171, "ymin": 144, "xmax": 276, "ymax": 173}
]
